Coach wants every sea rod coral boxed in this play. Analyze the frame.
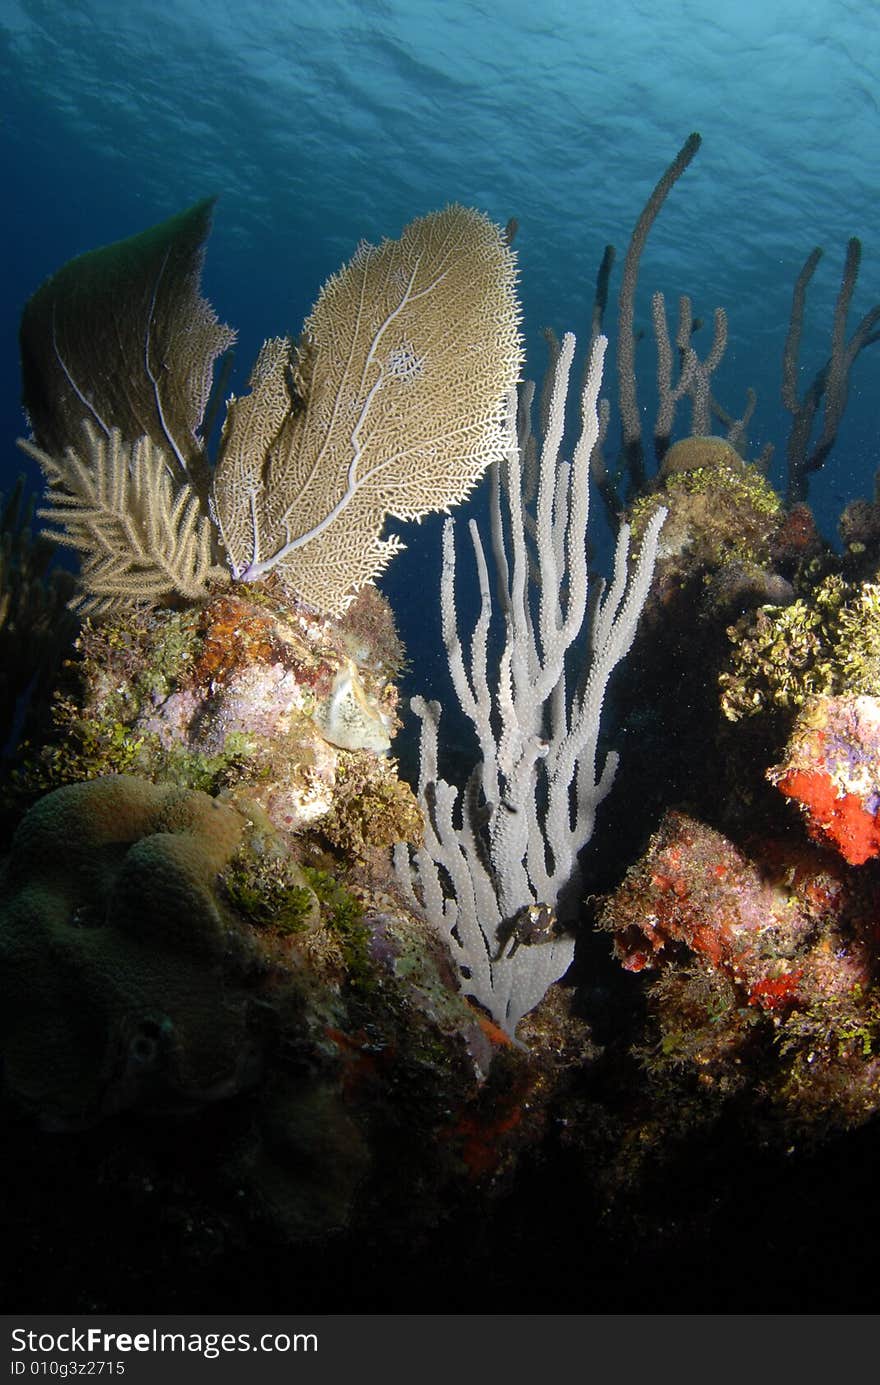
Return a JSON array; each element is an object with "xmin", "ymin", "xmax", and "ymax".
[{"xmin": 396, "ymin": 333, "xmax": 665, "ymax": 1035}]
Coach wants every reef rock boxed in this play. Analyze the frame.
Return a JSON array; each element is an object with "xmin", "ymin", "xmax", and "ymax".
[
  {"xmin": 600, "ymin": 807, "xmax": 880, "ymax": 1133},
  {"xmin": 769, "ymin": 693, "xmax": 880, "ymax": 864},
  {"xmin": 19, "ymin": 584, "xmax": 416, "ymax": 849}
]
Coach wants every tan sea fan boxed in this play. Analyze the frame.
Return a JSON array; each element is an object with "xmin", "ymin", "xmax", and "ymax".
[{"xmin": 212, "ymin": 203, "xmax": 523, "ymax": 614}]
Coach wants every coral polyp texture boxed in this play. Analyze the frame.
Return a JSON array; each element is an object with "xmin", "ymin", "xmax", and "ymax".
[
  {"xmin": 721, "ymin": 576, "xmax": 880, "ymax": 723},
  {"xmin": 631, "ymin": 434, "xmax": 782, "ymax": 571}
]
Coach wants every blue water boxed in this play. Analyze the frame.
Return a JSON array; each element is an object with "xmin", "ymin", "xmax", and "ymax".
[{"xmin": 1, "ymin": 0, "xmax": 878, "ymax": 694}]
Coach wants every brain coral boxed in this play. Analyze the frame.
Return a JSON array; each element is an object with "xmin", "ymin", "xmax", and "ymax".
[
  {"xmin": 0, "ymin": 774, "xmax": 563, "ymax": 1241},
  {"xmin": 0, "ymin": 775, "xmax": 270, "ymax": 1128}
]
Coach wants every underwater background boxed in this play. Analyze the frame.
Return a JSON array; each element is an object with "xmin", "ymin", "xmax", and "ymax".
[{"xmin": 2, "ymin": 0, "xmax": 880, "ymax": 1313}]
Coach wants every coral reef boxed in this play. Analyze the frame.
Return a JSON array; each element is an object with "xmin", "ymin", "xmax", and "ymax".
[
  {"xmin": 575, "ymin": 169, "xmax": 880, "ymax": 1183},
  {"xmin": 591, "ymin": 431, "xmax": 798, "ymax": 862},
  {"xmin": 631, "ymin": 435, "xmax": 782, "ymax": 573},
  {"xmin": 4, "ymin": 137, "xmax": 880, "ymax": 1313},
  {"xmin": 0, "ymin": 561, "xmax": 589, "ymax": 1248}
]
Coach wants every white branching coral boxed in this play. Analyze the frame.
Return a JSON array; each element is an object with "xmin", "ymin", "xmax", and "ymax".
[{"xmin": 395, "ymin": 334, "xmax": 666, "ymax": 1037}]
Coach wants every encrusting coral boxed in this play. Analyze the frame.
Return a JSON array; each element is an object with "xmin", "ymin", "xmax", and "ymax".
[
  {"xmin": 3, "ymin": 197, "xmax": 581, "ymax": 1245},
  {"xmin": 629, "ymin": 435, "xmax": 782, "ymax": 572},
  {"xmin": 595, "ymin": 431, "xmax": 797, "ymax": 852},
  {"xmin": 721, "ymin": 574, "xmax": 880, "ymax": 722},
  {"xmin": 581, "ymin": 236, "xmax": 880, "ymax": 1171}
]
